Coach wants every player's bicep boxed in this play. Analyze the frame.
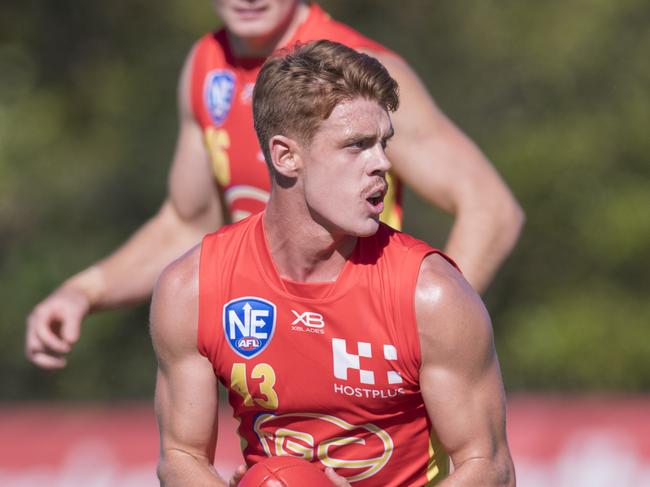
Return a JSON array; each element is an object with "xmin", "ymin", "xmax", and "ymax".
[
  {"xmin": 150, "ymin": 247, "xmax": 219, "ymax": 461},
  {"xmin": 168, "ymin": 46, "xmax": 224, "ymax": 228},
  {"xmin": 415, "ymin": 255, "xmax": 507, "ymax": 464},
  {"xmin": 155, "ymin": 351, "xmax": 220, "ymax": 461},
  {"xmin": 420, "ymin": 344, "xmax": 506, "ymax": 464}
]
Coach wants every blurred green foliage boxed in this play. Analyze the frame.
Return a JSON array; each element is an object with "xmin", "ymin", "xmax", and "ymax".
[{"xmin": 1, "ymin": 0, "xmax": 648, "ymax": 399}]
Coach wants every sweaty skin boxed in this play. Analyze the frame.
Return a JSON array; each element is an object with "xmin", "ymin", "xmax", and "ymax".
[{"xmin": 26, "ymin": 0, "xmax": 523, "ymax": 369}]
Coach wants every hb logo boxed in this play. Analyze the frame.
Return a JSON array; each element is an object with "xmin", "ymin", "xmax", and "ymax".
[
  {"xmin": 224, "ymin": 297, "xmax": 276, "ymax": 359},
  {"xmin": 205, "ymin": 69, "xmax": 236, "ymax": 126},
  {"xmin": 332, "ymin": 338, "xmax": 403, "ymax": 385}
]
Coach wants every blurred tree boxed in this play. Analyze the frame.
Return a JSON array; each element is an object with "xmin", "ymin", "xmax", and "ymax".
[
  {"xmin": 0, "ymin": 0, "xmax": 217, "ymax": 399},
  {"xmin": 1, "ymin": 0, "xmax": 648, "ymax": 399}
]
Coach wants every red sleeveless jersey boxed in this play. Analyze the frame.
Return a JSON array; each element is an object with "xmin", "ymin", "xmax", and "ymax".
[
  {"xmin": 190, "ymin": 3, "xmax": 404, "ymax": 229},
  {"xmin": 198, "ymin": 213, "xmax": 450, "ymax": 485}
]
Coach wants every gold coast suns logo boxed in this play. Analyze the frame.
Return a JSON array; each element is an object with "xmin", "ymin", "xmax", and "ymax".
[{"xmin": 253, "ymin": 412, "xmax": 393, "ymax": 482}]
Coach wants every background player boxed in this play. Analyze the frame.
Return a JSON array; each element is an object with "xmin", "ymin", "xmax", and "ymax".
[
  {"xmin": 26, "ymin": 0, "xmax": 524, "ymax": 369},
  {"xmin": 151, "ymin": 40, "xmax": 514, "ymax": 487}
]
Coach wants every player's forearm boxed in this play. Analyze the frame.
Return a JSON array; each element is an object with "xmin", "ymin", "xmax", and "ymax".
[
  {"xmin": 439, "ymin": 453, "xmax": 515, "ymax": 487},
  {"xmin": 65, "ymin": 203, "xmax": 210, "ymax": 311},
  {"xmin": 158, "ymin": 450, "xmax": 228, "ymax": 487},
  {"xmin": 444, "ymin": 194, "xmax": 524, "ymax": 293}
]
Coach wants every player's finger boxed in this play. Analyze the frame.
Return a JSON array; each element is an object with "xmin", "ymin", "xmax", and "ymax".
[
  {"xmin": 229, "ymin": 464, "xmax": 247, "ymax": 486},
  {"xmin": 325, "ymin": 467, "xmax": 350, "ymax": 486},
  {"xmin": 25, "ymin": 323, "xmax": 43, "ymax": 355},
  {"xmin": 31, "ymin": 315, "xmax": 71, "ymax": 354},
  {"xmin": 59, "ymin": 310, "xmax": 82, "ymax": 344},
  {"xmin": 30, "ymin": 351, "xmax": 67, "ymax": 369}
]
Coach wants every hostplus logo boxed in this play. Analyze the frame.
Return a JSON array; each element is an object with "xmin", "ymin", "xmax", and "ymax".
[{"xmin": 331, "ymin": 338, "xmax": 406, "ymax": 399}]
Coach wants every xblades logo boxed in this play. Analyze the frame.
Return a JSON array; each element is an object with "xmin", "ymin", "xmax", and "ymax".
[
  {"xmin": 291, "ymin": 310, "xmax": 324, "ymax": 328},
  {"xmin": 291, "ymin": 310, "xmax": 325, "ymax": 334}
]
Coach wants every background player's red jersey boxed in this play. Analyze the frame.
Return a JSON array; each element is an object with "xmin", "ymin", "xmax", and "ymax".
[
  {"xmin": 198, "ymin": 213, "xmax": 451, "ymax": 485},
  {"xmin": 190, "ymin": 3, "xmax": 403, "ymax": 228}
]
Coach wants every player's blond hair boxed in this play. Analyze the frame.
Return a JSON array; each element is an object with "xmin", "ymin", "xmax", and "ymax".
[{"xmin": 253, "ymin": 40, "xmax": 399, "ymax": 176}]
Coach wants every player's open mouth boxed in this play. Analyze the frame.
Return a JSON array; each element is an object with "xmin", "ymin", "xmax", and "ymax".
[
  {"xmin": 367, "ymin": 193, "xmax": 383, "ymax": 206},
  {"xmin": 366, "ymin": 189, "xmax": 386, "ymax": 214}
]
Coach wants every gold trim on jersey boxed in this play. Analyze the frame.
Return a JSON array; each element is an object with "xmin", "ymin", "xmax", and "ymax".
[
  {"xmin": 224, "ymin": 185, "xmax": 270, "ymax": 206},
  {"xmin": 205, "ymin": 127, "xmax": 231, "ymax": 186},
  {"xmin": 224, "ymin": 185, "xmax": 271, "ymax": 222},
  {"xmin": 425, "ymin": 428, "xmax": 450, "ymax": 485},
  {"xmin": 380, "ymin": 171, "xmax": 401, "ymax": 230}
]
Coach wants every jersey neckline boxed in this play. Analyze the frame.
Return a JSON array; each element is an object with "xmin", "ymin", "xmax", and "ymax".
[{"xmin": 251, "ymin": 212, "xmax": 361, "ymax": 303}]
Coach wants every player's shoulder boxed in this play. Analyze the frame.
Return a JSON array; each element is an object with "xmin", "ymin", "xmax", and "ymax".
[
  {"xmin": 184, "ymin": 28, "xmax": 229, "ymax": 72},
  {"xmin": 150, "ymin": 244, "xmax": 202, "ymax": 355},
  {"xmin": 417, "ymin": 252, "xmax": 468, "ymax": 297},
  {"xmin": 416, "ymin": 242, "xmax": 484, "ymax": 320},
  {"xmin": 415, "ymin": 252, "xmax": 491, "ymax": 343},
  {"xmin": 192, "ymin": 28, "xmax": 228, "ymax": 52},
  {"xmin": 305, "ymin": 4, "xmax": 389, "ymax": 53},
  {"xmin": 155, "ymin": 244, "xmax": 201, "ymax": 307},
  {"xmin": 204, "ymin": 213, "xmax": 260, "ymax": 244},
  {"xmin": 373, "ymin": 221, "xmax": 416, "ymax": 246},
  {"xmin": 199, "ymin": 214, "xmax": 262, "ymax": 268},
  {"xmin": 373, "ymin": 223, "xmax": 440, "ymax": 258},
  {"xmin": 415, "ymin": 253, "xmax": 495, "ymax": 370},
  {"xmin": 179, "ymin": 28, "xmax": 226, "ymax": 91},
  {"xmin": 386, "ymin": 229, "xmax": 467, "ymax": 304}
]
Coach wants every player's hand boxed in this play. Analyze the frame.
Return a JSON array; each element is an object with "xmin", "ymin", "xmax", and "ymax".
[
  {"xmin": 325, "ymin": 467, "xmax": 351, "ymax": 486},
  {"xmin": 229, "ymin": 464, "xmax": 247, "ymax": 487},
  {"xmin": 25, "ymin": 285, "xmax": 91, "ymax": 369}
]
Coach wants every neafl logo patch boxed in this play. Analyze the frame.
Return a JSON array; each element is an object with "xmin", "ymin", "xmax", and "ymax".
[
  {"xmin": 224, "ymin": 297, "xmax": 276, "ymax": 359},
  {"xmin": 205, "ymin": 70, "xmax": 236, "ymax": 126}
]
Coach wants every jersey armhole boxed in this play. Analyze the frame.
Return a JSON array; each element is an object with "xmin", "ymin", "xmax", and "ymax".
[
  {"xmin": 197, "ymin": 234, "xmax": 219, "ymax": 358},
  {"xmin": 394, "ymin": 244, "xmax": 432, "ymax": 384},
  {"xmin": 395, "ymin": 246, "xmax": 460, "ymax": 384},
  {"xmin": 189, "ymin": 35, "xmax": 211, "ymax": 127}
]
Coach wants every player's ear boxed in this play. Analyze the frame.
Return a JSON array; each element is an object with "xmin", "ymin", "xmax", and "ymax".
[{"xmin": 269, "ymin": 135, "xmax": 301, "ymax": 178}]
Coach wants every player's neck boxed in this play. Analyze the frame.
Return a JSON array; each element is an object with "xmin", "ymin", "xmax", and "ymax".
[
  {"xmin": 226, "ymin": 2, "xmax": 310, "ymax": 58},
  {"xmin": 263, "ymin": 206, "xmax": 357, "ymax": 283}
]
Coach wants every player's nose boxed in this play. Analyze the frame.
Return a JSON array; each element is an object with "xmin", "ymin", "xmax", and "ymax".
[{"xmin": 370, "ymin": 144, "xmax": 392, "ymax": 176}]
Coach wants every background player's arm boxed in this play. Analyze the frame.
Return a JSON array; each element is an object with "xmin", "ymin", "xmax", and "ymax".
[
  {"xmin": 25, "ymin": 45, "xmax": 224, "ymax": 369},
  {"xmin": 371, "ymin": 51, "xmax": 524, "ymax": 293},
  {"xmin": 150, "ymin": 246, "xmax": 228, "ymax": 487},
  {"xmin": 415, "ymin": 254, "xmax": 515, "ymax": 486}
]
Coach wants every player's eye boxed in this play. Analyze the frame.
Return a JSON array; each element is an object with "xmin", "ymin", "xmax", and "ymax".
[{"xmin": 348, "ymin": 138, "xmax": 373, "ymax": 150}]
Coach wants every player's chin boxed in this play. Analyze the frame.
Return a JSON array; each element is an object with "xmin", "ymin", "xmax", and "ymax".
[
  {"xmin": 351, "ymin": 218, "xmax": 380, "ymax": 237},
  {"xmin": 226, "ymin": 15, "xmax": 277, "ymax": 39}
]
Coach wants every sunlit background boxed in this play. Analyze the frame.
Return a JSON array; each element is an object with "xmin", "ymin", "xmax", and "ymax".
[{"xmin": 1, "ymin": 1, "xmax": 649, "ymax": 485}]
